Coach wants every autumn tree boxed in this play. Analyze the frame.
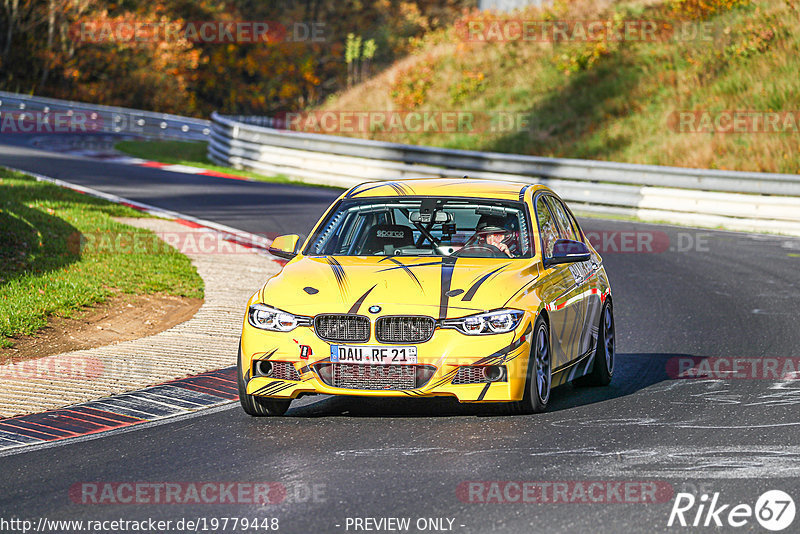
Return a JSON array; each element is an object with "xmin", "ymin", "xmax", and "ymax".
[{"xmin": 0, "ymin": 0, "xmax": 473, "ymax": 116}]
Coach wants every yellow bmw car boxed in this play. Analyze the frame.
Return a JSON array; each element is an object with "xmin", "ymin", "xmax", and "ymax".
[{"xmin": 238, "ymin": 178, "xmax": 614, "ymax": 415}]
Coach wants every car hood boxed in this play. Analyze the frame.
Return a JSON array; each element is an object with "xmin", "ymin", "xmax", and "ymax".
[{"xmin": 259, "ymin": 255, "xmax": 539, "ymax": 318}]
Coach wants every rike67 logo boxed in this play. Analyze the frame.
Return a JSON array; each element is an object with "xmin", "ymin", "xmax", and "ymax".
[{"xmin": 668, "ymin": 490, "xmax": 795, "ymax": 531}]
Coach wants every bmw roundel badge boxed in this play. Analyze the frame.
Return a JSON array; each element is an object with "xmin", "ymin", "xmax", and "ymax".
[{"xmin": 368, "ymin": 305, "xmax": 382, "ymax": 314}]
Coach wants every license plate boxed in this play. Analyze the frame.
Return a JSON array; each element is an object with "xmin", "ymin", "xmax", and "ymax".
[{"xmin": 331, "ymin": 345, "xmax": 417, "ymax": 364}]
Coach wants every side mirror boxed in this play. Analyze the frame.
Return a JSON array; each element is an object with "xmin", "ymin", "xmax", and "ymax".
[
  {"xmin": 544, "ymin": 239, "xmax": 591, "ymax": 267},
  {"xmin": 268, "ymin": 234, "xmax": 300, "ymax": 260}
]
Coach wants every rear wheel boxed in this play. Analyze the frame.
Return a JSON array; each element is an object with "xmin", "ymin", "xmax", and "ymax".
[
  {"xmin": 504, "ymin": 316, "xmax": 551, "ymax": 415},
  {"xmin": 237, "ymin": 346, "xmax": 291, "ymax": 416},
  {"xmin": 575, "ymin": 300, "xmax": 614, "ymax": 387}
]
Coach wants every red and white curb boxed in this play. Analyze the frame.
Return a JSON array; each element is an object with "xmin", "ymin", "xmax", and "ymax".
[
  {"xmin": 1, "ymin": 164, "xmax": 277, "ymax": 256},
  {"xmin": 27, "ymin": 138, "xmax": 256, "ymax": 183},
  {"xmin": 0, "ymin": 368, "xmax": 237, "ymax": 454},
  {"xmin": 136, "ymin": 160, "xmax": 252, "ymax": 181}
]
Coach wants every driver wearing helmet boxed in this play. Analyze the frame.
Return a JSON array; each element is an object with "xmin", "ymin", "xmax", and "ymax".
[{"xmin": 464, "ymin": 214, "xmax": 518, "ymax": 258}]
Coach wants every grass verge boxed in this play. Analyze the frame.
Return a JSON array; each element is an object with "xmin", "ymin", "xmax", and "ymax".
[
  {"xmin": 0, "ymin": 169, "xmax": 204, "ymax": 348},
  {"xmin": 320, "ymin": 0, "xmax": 800, "ymax": 174}
]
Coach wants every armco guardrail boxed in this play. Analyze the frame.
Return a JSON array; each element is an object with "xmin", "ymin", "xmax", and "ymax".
[
  {"xmin": 0, "ymin": 91, "xmax": 210, "ymax": 140},
  {"xmin": 209, "ymin": 112, "xmax": 800, "ymax": 236}
]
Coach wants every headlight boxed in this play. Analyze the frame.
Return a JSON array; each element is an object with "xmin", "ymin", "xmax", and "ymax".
[
  {"xmin": 441, "ymin": 309, "xmax": 524, "ymax": 335},
  {"xmin": 248, "ymin": 303, "xmax": 310, "ymax": 332}
]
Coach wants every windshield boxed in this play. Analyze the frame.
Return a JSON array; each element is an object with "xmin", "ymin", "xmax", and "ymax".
[{"xmin": 304, "ymin": 197, "xmax": 533, "ymax": 258}]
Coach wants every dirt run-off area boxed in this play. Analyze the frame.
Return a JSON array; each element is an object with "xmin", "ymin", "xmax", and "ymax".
[{"xmin": 0, "ymin": 293, "xmax": 202, "ymax": 364}]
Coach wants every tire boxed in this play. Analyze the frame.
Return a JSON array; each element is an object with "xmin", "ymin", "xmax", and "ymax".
[
  {"xmin": 237, "ymin": 346, "xmax": 291, "ymax": 416},
  {"xmin": 504, "ymin": 316, "xmax": 551, "ymax": 415},
  {"xmin": 575, "ymin": 300, "xmax": 614, "ymax": 387}
]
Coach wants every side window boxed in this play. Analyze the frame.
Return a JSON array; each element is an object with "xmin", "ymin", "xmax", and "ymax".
[
  {"xmin": 536, "ymin": 196, "xmax": 559, "ymax": 258},
  {"xmin": 545, "ymin": 196, "xmax": 579, "ymax": 242},
  {"xmin": 564, "ymin": 207, "xmax": 585, "ymax": 243}
]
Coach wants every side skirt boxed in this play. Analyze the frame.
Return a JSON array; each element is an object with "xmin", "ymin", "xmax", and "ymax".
[{"xmin": 552, "ymin": 344, "xmax": 596, "ymax": 387}]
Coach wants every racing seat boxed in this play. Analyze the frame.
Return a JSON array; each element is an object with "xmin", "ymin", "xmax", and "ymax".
[{"xmin": 362, "ymin": 224, "xmax": 415, "ymax": 255}]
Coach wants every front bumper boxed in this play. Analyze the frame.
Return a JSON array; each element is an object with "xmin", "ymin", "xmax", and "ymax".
[{"xmin": 240, "ymin": 319, "xmax": 533, "ymax": 403}]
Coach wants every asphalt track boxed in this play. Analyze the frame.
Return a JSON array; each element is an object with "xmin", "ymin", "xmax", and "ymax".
[{"xmin": 2, "ymin": 136, "xmax": 800, "ymax": 533}]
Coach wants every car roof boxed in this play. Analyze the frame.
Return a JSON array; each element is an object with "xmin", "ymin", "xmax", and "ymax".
[{"xmin": 344, "ymin": 178, "xmax": 550, "ymax": 201}]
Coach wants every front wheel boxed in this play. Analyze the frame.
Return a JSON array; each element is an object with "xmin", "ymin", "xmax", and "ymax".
[
  {"xmin": 504, "ymin": 316, "xmax": 551, "ymax": 415},
  {"xmin": 237, "ymin": 346, "xmax": 291, "ymax": 416},
  {"xmin": 575, "ymin": 300, "xmax": 614, "ymax": 387}
]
